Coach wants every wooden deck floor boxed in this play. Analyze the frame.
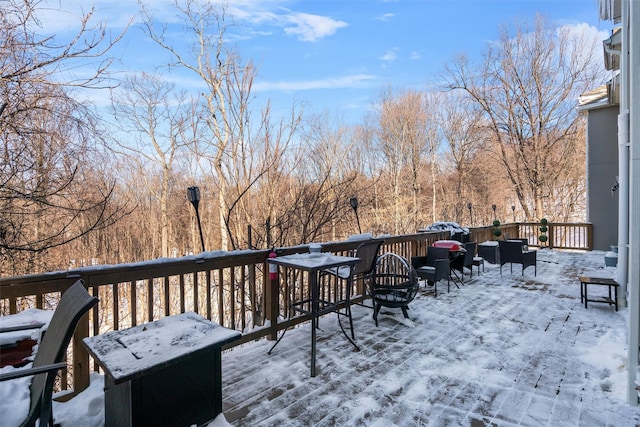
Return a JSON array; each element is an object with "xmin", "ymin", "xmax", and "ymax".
[{"xmin": 219, "ymin": 251, "xmax": 640, "ymax": 426}]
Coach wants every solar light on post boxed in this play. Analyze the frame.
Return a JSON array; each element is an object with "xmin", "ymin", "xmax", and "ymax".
[
  {"xmin": 512, "ymin": 205, "xmax": 516, "ymax": 223},
  {"xmin": 350, "ymin": 196, "xmax": 362, "ymax": 234},
  {"xmin": 492, "ymin": 204, "xmax": 497, "ymax": 220},
  {"xmin": 467, "ymin": 202, "xmax": 473, "ymax": 226},
  {"xmin": 187, "ymin": 186, "xmax": 205, "ymax": 253}
]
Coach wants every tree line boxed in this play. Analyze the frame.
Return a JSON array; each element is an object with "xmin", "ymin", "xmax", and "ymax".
[{"xmin": 0, "ymin": 0, "xmax": 603, "ymax": 276}]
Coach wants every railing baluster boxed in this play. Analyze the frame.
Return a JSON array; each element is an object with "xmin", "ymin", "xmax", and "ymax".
[
  {"xmin": 179, "ymin": 274, "xmax": 186, "ymax": 313},
  {"xmin": 206, "ymin": 270, "xmax": 212, "ymax": 320},
  {"xmin": 147, "ymin": 278, "xmax": 154, "ymax": 322},
  {"xmin": 91, "ymin": 285, "xmax": 99, "ymax": 336},
  {"xmin": 36, "ymin": 293, "xmax": 43, "ymax": 309},
  {"xmin": 240, "ymin": 266, "xmax": 246, "ymax": 331},
  {"xmin": 130, "ymin": 280, "xmax": 137, "ymax": 327},
  {"xmin": 217, "ymin": 269, "xmax": 224, "ymax": 326},
  {"xmin": 230, "ymin": 267, "xmax": 236, "ymax": 330},
  {"xmin": 249, "ymin": 264, "xmax": 260, "ymax": 326},
  {"xmin": 164, "ymin": 276, "xmax": 170, "ymax": 317},
  {"xmin": 193, "ymin": 271, "xmax": 199, "ymax": 315},
  {"xmin": 113, "ymin": 283, "xmax": 119, "ymax": 330}
]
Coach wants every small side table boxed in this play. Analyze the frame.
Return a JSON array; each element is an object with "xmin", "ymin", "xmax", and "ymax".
[
  {"xmin": 478, "ymin": 242, "xmax": 500, "ymax": 264},
  {"xmin": 578, "ymin": 276, "xmax": 619, "ymax": 311},
  {"xmin": 84, "ymin": 312, "xmax": 241, "ymax": 427}
]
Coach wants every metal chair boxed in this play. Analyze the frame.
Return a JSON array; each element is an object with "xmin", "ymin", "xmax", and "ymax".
[
  {"xmin": 350, "ymin": 239, "xmax": 385, "ymax": 303},
  {"xmin": 472, "ymin": 253, "xmax": 485, "ymax": 276},
  {"xmin": 498, "ymin": 240, "xmax": 537, "ymax": 275},
  {"xmin": 371, "ymin": 253, "xmax": 419, "ymax": 326},
  {"xmin": 0, "ymin": 280, "xmax": 98, "ymax": 427},
  {"xmin": 453, "ymin": 242, "xmax": 476, "ymax": 282},
  {"xmin": 411, "ymin": 246, "xmax": 451, "ymax": 296},
  {"xmin": 322, "ymin": 239, "xmax": 384, "ymax": 338}
]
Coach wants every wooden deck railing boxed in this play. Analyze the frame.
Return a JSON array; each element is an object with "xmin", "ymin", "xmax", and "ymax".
[
  {"xmin": 470, "ymin": 222, "xmax": 593, "ymax": 251},
  {"xmin": 0, "ymin": 222, "xmax": 592, "ymax": 396}
]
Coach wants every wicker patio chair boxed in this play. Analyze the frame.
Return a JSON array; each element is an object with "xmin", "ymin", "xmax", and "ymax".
[
  {"xmin": 498, "ymin": 240, "xmax": 537, "ymax": 276},
  {"xmin": 453, "ymin": 241, "xmax": 477, "ymax": 282},
  {"xmin": 411, "ymin": 246, "xmax": 451, "ymax": 296}
]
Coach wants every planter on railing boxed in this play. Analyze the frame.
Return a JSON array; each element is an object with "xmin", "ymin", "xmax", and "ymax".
[{"xmin": 538, "ymin": 218, "xmax": 549, "ymax": 247}]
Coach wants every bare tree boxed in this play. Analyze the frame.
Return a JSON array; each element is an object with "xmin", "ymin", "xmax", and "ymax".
[
  {"xmin": 421, "ymin": 92, "xmax": 444, "ymax": 225},
  {"xmin": 296, "ymin": 113, "xmax": 361, "ymax": 241},
  {"xmin": 444, "ymin": 14, "xmax": 603, "ymax": 220},
  {"xmin": 374, "ymin": 87, "xmax": 430, "ymax": 234},
  {"xmin": 438, "ymin": 91, "xmax": 486, "ymax": 223},
  {"xmin": 222, "ymin": 101, "xmax": 300, "ymax": 250},
  {"xmin": 109, "ymin": 73, "xmax": 192, "ymax": 257},
  {"xmin": 344, "ymin": 120, "xmax": 386, "ymax": 235},
  {"xmin": 141, "ymin": 0, "xmax": 300, "ymax": 251},
  {"xmin": 0, "ymin": 0, "xmax": 127, "ymax": 274}
]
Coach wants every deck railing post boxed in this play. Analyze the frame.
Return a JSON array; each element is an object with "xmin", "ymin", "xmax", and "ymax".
[{"xmin": 70, "ymin": 312, "xmax": 91, "ymax": 397}]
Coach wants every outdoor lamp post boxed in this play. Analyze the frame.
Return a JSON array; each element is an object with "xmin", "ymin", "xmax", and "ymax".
[
  {"xmin": 187, "ymin": 186, "xmax": 205, "ymax": 252},
  {"xmin": 350, "ymin": 196, "xmax": 362, "ymax": 234},
  {"xmin": 467, "ymin": 202, "xmax": 473, "ymax": 226},
  {"xmin": 512, "ymin": 205, "xmax": 516, "ymax": 223},
  {"xmin": 492, "ymin": 204, "xmax": 497, "ymax": 219}
]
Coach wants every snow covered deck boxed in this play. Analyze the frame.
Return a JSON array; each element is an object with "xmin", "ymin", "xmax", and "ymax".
[
  {"xmin": 219, "ymin": 249, "xmax": 639, "ymax": 426},
  {"xmin": 5, "ymin": 249, "xmax": 640, "ymax": 426}
]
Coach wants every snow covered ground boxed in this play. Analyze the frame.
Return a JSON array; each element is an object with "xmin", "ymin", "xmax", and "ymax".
[{"xmin": 2, "ymin": 248, "xmax": 640, "ymax": 426}]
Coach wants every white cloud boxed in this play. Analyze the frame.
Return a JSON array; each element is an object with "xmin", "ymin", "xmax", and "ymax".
[
  {"xmin": 228, "ymin": 3, "xmax": 349, "ymax": 42},
  {"xmin": 35, "ymin": 0, "xmax": 139, "ymax": 33},
  {"xmin": 410, "ymin": 51, "xmax": 422, "ymax": 60},
  {"xmin": 376, "ymin": 13, "xmax": 395, "ymax": 22},
  {"xmin": 379, "ymin": 49, "xmax": 398, "ymax": 62},
  {"xmin": 36, "ymin": 1, "xmax": 348, "ymax": 43},
  {"xmin": 282, "ymin": 12, "xmax": 348, "ymax": 42},
  {"xmin": 253, "ymin": 74, "xmax": 377, "ymax": 92},
  {"xmin": 559, "ymin": 22, "xmax": 609, "ymax": 46}
]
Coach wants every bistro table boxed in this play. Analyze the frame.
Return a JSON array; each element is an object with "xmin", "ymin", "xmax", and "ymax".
[
  {"xmin": 267, "ymin": 252, "xmax": 360, "ymax": 377},
  {"xmin": 83, "ymin": 312, "xmax": 241, "ymax": 427}
]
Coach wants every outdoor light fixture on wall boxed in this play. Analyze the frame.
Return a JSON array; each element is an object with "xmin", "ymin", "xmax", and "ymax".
[
  {"xmin": 350, "ymin": 196, "xmax": 362, "ymax": 234},
  {"xmin": 187, "ymin": 186, "xmax": 206, "ymax": 252}
]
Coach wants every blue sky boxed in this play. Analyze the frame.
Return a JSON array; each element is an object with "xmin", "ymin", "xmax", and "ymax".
[{"xmin": 39, "ymin": 0, "xmax": 611, "ymax": 124}]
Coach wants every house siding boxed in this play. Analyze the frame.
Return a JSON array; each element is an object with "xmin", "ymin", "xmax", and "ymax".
[{"xmin": 586, "ymin": 104, "xmax": 619, "ymax": 250}]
